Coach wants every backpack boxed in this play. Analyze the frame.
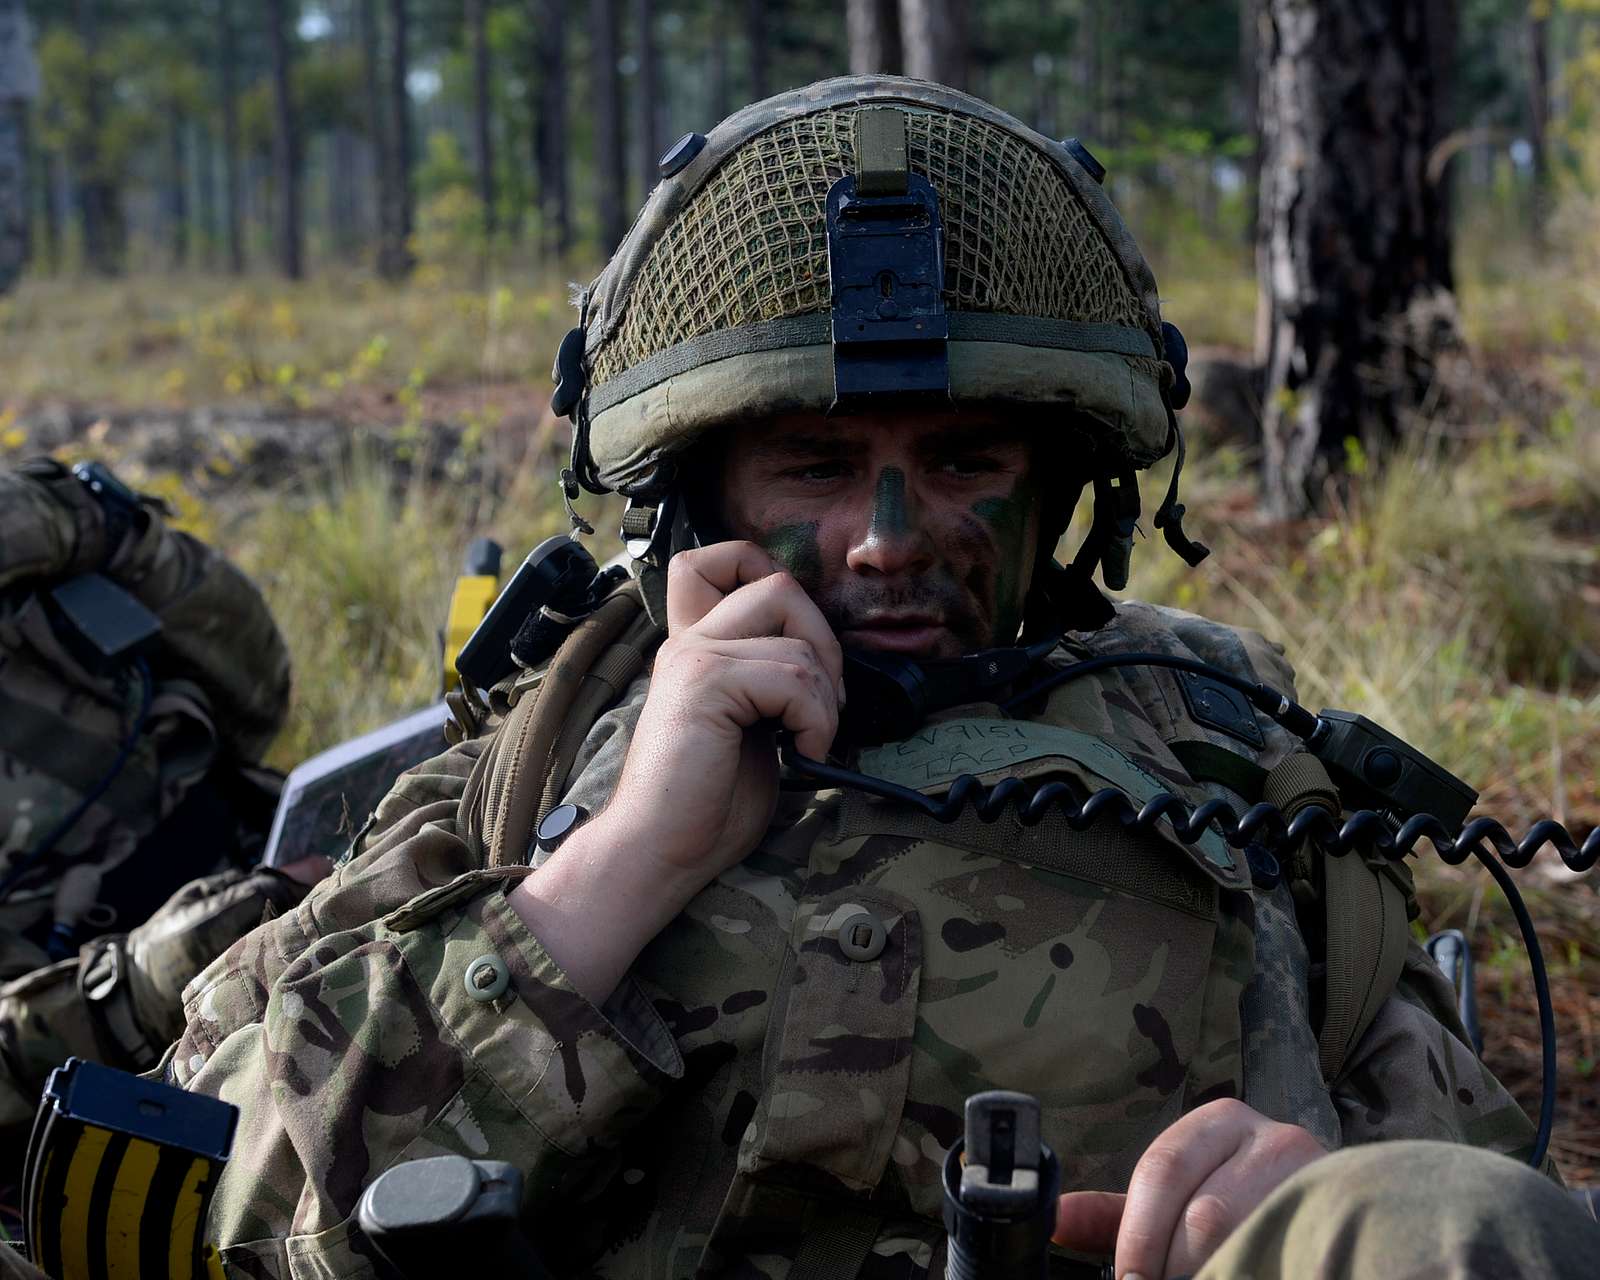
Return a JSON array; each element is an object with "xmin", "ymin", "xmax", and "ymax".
[{"xmin": 0, "ymin": 458, "xmax": 289, "ymax": 972}]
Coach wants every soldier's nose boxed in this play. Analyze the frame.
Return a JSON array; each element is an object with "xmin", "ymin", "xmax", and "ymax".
[{"xmin": 845, "ymin": 467, "xmax": 936, "ymax": 576}]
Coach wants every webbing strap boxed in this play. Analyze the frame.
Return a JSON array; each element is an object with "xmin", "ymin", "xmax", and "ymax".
[
  {"xmin": 535, "ymin": 612, "xmax": 662, "ymax": 832},
  {"xmin": 854, "ymin": 107, "xmax": 908, "ymax": 196},
  {"xmin": 1262, "ymin": 752, "xmax": 1409, "ymax": 1082},
  {"xmin": 1317, "ymin": 845, "xmax": 1410, "ymax": 1082},
  {"xmin": 586, "ymin": 313, "xmax": 1159, "ymax": 415},
  {"xmin": 787, "ymin": 1205, "xmax": 882, "ymax": 1280},
  {"xmin": 467, "ymin": 587, "xmax": 645, "ymax": 869},
  {"xmin": 1169, "ymin": 738, "xmax": 1268, "ymax": 802}
]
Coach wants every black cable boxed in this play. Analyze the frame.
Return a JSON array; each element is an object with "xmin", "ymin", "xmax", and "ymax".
[
  {"xmin": 1001, "ymin": 650, "xmax": 1324, "ymax": 741},
  {"xmin": 777, "ymin": 742, "xmax": 1594, "ymax": 1170},
  {"xmin": 0, "ymin": 657, "xmax": 155, "ymax": 905},
  {"xmin": 1470, "ymin": 846, "xmax": 1557, "ymax": 1170}
]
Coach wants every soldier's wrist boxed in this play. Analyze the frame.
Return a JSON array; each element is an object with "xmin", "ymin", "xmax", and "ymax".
[{"xmin": 505, "ymin": 810, "xmax": 703, "ymax": 1004}]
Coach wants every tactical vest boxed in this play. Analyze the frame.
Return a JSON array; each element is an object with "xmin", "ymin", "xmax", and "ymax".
[{"xmin": 452, "ymin": 577, "xmax": 1413, "ymax": 1266}]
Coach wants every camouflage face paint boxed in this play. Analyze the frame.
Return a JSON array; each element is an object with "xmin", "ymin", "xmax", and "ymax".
[
  {"xmin": 867, "ymin": 467, "xmax": 909, "ymax": 543},
  {"xmin": 759, "ymin": 521, "xmax": 823, "ymax": 589},
  {"xmin": 968, "ymin": 476, "xmax": 1037, "ymax": 644}
]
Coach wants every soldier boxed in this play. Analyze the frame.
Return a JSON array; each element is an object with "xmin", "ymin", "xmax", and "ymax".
[
  {"xmin": 166, "ymin": 78, "xmax": 1598, "ymax": 1278},
  {"xmin": 0, "ymin": 458, "xmax": 323, "ymax": 1143}
]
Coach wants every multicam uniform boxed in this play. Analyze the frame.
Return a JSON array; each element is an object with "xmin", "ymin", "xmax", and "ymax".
[
  {"xmin": 167, "ymin": 602, "xmax": 1556, "ymax": 1278},
  {"xmin": 166, "ymin": 75, "xmax": 1595, "ymax": 1278}
]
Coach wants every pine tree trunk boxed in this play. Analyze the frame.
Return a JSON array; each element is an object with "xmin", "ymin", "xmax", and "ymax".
[
  {"xmin": 40, "ymin": 148, "xmax": 61, "ymax": 275},
  {"xmin": 745, "ymin": 0, "xmax": 768, "ymax": 99},
  {"xmin": 534, "ymin": 0, "xmax": 569, "ymax": 257},
  {"xmin": 380, "ymin": 0, "xmax": 415, "ymax": 279},
  {"xmin": 899, "ymin": 0, "xmax": 965, "ymax": 90},
  {"xmin": 196, "ymin": 120, "xmax": 217, "ymax": 268},
  {"xmin": 709, "ymin": 0, "xmax": 730, "ymax": 121},
  {"xmin": 330, "ymin": 127, "xmax": 360, "ymax": 259},
  {"xmin": 265, "ymin": 0, "xmax": 302, "ymax": 279},
  {"xmin": 848, "ymin": 0, "xmax": 901, "ymax": 75},
  {"xmin": 635, "ymin": 0, "xmax": 658, "ymax": 207},
  {"xmin": 74, "ymin": 0, "xmax": 124, "ymax": 276},
  {"xmin": 1256, "ymin": 0, "xmax": 1461, "ymax": 517},
  {"xmin": 0, "ymin": 0, "xmax": 34, "ymax": 293},
  {"xmin": 467, "ymin": 0, "xmax": 495, "ymax": 235},
  {"xmin": 166, "ymin": 113, "xmax": 188, "ymax": 269},
  {"xmin": 220, "ymin": 0, "xmax": 244, "ymax": 274},
  {"xmin": 359, "ymin": 0, "xmax": 392, "ymax": 265},
  {"xmin": 1526, "ymin": 9, "xmax": 1549, "ymax": 239},
  {"xmin": 592, "ymin": 0, "xmax": 625, "ymax": 254}
]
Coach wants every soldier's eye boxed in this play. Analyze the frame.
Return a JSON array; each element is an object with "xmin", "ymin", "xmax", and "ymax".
[
  {"xmin": 938, "ymin": 455, "xmax": 999, "ymax": 477},
  {"xmin": 784, "ymin": 461, "xmax": 850, "ymax": 482}
]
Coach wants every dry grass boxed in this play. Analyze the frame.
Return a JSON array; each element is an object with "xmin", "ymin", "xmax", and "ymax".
[{"xmin": 0, "ymin": 264, "xmax": 577, "ymax": 414}]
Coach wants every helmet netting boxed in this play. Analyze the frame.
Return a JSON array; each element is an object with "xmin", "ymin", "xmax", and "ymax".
[{"xmin": 590, "ymin": 105, "xmax": 1160, "ymax": 388}]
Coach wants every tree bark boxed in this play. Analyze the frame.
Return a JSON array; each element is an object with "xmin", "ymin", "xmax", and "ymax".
[
  {"xmin": 380, "ymin": 0, "xmax": 415, "ymax": 279},
  {"xmin": 635, "ymin": 0, "xmax": 658, "ymax": 206},
  {"xmin": 265, "ymin": 0, "xmax": 302, "ymax": 279},
  {"xmin": 74, "ymin": 0, "xmax": 124, "ymax": 275},
  {"xmin": 467, "ymin": 0, "xmax": 495, "ymax": 235},
  {"xmin": 745, "ymin": 0, "xmax": 768, "ymax": 99},
  {"xmin": 0, "ymin": 0, "xmax": 36, "ymax": 293},
  {"xmin": 534, "ymin": 0, "xmax": 569, "ymax": 257},
  {"xmin": 220, "ymin": 0, "xmax": 244, "ymax": 274},
  {"xmin": 1525, "ymin": 8, "xmax": 1549, "ymax": 239},
  {"xmin": 166, "ymin": 113, "xmax": 189, "ymax": 269},
  {"xmin": 709, "ymin": 0, "xmax": 730, "ymax": 122},
  {"xmin": 848, "ymin": 0, "xmax": 902, "ymax": 75},
  {"xmin": 196, "ymin": 120, "xmax": 217, "ymax": 268},
  {"xmin": 1255, "ymin": 0, "xmax": 1462, "ymax": 518},
  {"xmin": 39, "ymin": 147, "xmax": 61, "ymax": 275},
  {"xmin": 898, "ymin": 0, "xmax": 965, "ymax": 90},
  {"xmin": 359, "ymin": 0, "xmax": 392, "ymax": 263},
  {"xmin": 591, "ymin": 0, "xmax": 625, "ymax": 254}
]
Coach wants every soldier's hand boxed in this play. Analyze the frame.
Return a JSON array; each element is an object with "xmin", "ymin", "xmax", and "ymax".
[
  {"xmin": 1050, "ymin": 1098, "xmax": 1325, "ymax": 1279},
  {"xmin": 617, "ymin": 541, "xmax": 843, "ymax": 876},
  {"xmin": 507, "ymin": 542, "xmax": 841, "ymax": 1005}
]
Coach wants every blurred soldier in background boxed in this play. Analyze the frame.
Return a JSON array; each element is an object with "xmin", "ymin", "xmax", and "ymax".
[{"xmin": 0, "ymin": 458, "xmax": 324, "ymax": 1142}]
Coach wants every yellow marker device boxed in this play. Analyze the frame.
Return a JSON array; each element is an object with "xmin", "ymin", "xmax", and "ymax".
[
  {"xmin": 24, "ymin": 1058, "xmax": 237, "ymax": 1280},
  {"xmin": 443, "ymin": 537, "xmax": 503, "ymax": 693}
]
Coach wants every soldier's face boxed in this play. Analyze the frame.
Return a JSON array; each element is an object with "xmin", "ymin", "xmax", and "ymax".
[{"xmin": 718, "ymin": 410, "xmax": 1041, "ymax": 658}]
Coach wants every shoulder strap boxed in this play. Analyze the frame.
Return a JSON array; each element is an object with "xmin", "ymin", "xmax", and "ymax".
[
  {"xmin": 1261, "ymin": 751, "xmax": 1411, "ymax": 1083},
  {"xmin": 463, "ymin": 581, "xmax": 664, "ymax": 870}
]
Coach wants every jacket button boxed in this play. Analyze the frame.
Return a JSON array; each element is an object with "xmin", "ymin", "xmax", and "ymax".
[
  {"xmin": 464, "ymin": 953, "xmax": 511, "ymax": 1002},
  {"xmin": 837, "ymin": 910, "xmax": 887, "ymax": 962}
]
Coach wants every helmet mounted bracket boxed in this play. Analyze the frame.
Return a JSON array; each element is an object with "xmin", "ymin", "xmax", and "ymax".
[{"xmin": 826, "ymin": 107, "xmax": 950, "ymax": 414}]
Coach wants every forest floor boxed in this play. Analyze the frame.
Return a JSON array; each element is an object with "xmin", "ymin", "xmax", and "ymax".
[{"xmin": 1, "ymin": 252, "xmax": 1597, "ymax": 1180}]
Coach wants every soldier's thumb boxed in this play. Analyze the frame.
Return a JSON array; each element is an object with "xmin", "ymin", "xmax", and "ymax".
[{"xmin": 1052, "ymin": 1189, "xmax": 1124, "ymax": 1256}]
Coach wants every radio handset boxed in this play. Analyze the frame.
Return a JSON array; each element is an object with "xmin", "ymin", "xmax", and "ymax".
[{"xmin": 839, "ymin": 638, "xmax": 1058, "ymax": 745}]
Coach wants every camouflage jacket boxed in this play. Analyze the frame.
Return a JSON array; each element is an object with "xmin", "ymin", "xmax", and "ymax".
[{"xmin": 169, "ymin": 603, "xmax": 1538, "ymax": 1279}]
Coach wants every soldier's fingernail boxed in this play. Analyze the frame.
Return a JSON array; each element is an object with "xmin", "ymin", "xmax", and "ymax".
[
  {"xmin": 1123, "ymin": 1273, "xmax": 1146, "ymax": 1280},
  {"xmin": 837, "ymin": 677, "xmax": 848, "ymax": 706}
]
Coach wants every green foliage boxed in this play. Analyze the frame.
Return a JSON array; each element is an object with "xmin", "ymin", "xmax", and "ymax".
[{"xmin": 416, "ymin": 127, "xmax": 472, "ymax": 197}]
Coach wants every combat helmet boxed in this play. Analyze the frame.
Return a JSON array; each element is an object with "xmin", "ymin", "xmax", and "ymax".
[{"xmin": 552, "ymin": 75, "xmax": 1205, "ymax": 633}]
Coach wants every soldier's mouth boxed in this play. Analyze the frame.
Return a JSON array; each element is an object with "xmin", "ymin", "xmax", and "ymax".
[{"xmin": 837, "ymin": 614, "xmax": 952, "ymax": 654}]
